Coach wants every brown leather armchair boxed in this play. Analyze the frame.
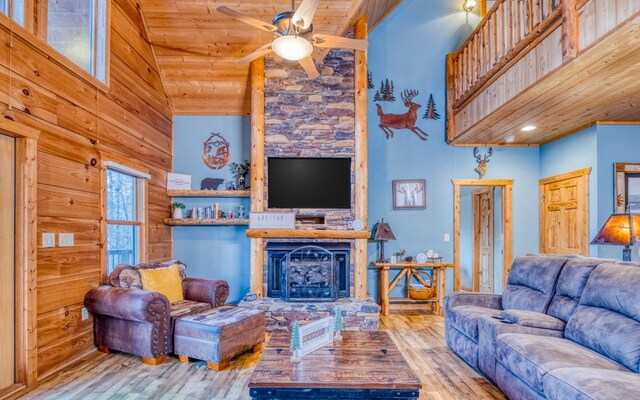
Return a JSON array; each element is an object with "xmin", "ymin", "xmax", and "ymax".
[{"xmin": 84, "ymin": 260, "xmax": 229, "ymax": 365}]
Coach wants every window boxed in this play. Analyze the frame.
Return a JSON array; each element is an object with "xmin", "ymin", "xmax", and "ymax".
[
  {"xmin": 0, "ymin": 0, "xmax": 25, "ymax": 26},
  {"xmin": 47, "ymin": 0, "xmax": 107, "ymax": 82},
  {"xmin": 106, "ymin": 163, "xmax": 148, "ymax": 275}
]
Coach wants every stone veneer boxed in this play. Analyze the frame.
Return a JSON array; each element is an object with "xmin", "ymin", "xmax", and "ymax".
[
  {"xmin": 239, "ymin": 297, "xmax": 380, "ymax": 332},
  {"xmin": 253, "ymin": 39, "xmax": 379, "ymax": 332}
]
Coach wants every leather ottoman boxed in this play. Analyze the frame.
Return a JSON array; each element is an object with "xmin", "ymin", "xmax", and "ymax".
[{"xmin": 174, "ymin": 305, "xmax": 265, "ymax": 370}]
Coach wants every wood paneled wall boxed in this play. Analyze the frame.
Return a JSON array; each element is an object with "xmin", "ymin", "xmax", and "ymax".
[{"xmin": 0, "ymin": 0, "xmax": 172, "ymax": 381}]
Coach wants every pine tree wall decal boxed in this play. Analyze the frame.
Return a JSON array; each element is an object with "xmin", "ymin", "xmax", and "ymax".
[
  {"xmin": 422, "ymin": 93, "xmax": 441, "ymax": 120},
  {"xmin": 367, "ymin": 71, "xmax": 374, "ymax": 89},
  {"xmin": 290, "ymin": 320, "xmax": 301, "ymax": 362}
]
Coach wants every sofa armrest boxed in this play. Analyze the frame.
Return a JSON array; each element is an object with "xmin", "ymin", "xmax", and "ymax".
[
  {"xmin": 444, "ymin": 292, "xmax": 503, "ymax": 313},
  {"xmin": 182, "ymin": 278, "xmax": 230, "ymax": 307},
  {"xmin": 84, "ymin": 285, "xmax": 170, "ymax": 323},
  {"xmin": 499, "ymin": 310, "xmax": 566, "ymax": 331}
]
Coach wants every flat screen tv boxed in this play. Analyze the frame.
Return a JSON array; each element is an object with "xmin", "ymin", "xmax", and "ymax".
[{"xmin": 268, "ymin": 158, "xmax": 351, "ymax": 209}]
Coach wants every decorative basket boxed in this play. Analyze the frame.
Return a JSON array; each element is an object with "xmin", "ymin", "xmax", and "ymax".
[
  {"xmin": 408, "ymin": 271, "xmax": 434, "ymax": 300},
  {"xmin": 409, "ymin": 284, "xmax": 435, "ymax": 300}
]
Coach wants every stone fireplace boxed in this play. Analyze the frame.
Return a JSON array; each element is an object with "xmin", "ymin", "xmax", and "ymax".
[{"xmin": 242, "ymin": 29, "xmax": 379, "ymax": 331}]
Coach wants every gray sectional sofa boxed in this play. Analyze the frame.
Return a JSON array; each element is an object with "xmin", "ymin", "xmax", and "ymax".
[{"xmin": 444, "ymin": 254, "xmax": 640, "ymax": 399}]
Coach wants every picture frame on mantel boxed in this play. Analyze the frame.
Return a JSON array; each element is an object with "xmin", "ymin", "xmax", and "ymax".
[
  {"xmin": 392, "ymin": 179, "xmax": 426, "ymax": 210},
  {"xmin": 614, "ymin": 163, "xmax": 640, "ymax": 213}
]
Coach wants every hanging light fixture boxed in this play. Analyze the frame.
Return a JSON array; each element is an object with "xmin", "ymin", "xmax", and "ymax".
[{"xmin": 271, "ymin": 35, "xmax": 313, "ymax": 61}]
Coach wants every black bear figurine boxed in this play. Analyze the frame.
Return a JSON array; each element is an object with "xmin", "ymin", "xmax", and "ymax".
[{"xmin": 200, "ymin": 178, "xmax": 224, "ymax": 190}]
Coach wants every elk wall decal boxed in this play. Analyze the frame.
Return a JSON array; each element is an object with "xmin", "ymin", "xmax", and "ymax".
[
  {"xmin": 473, "ymin": 147, "xmax": 493, "ymax": 178},
  {"xmin": 376, "ymin": 89, "xmax": 429, "ymax": 141}
]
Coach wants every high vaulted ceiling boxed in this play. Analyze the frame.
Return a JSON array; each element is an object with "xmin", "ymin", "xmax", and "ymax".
[{"xmin": 137, "ymin": 0, "xmax": 401, "ymax": 116}]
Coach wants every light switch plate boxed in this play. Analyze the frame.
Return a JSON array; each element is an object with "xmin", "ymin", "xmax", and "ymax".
[
  {"xmin": 42, "ymin": 233, "xmax": 55, "ymax": 248},
  {"xmin": 444, "ymin": 233, "xmax": 450, "ymax": 242},
  {"xmin": 59, "ymin": 233, "xmax": 74, "ymax": 247},
  {"xmin": 81, "ymin": 307, "xmax": 89, "ymax": 321}
]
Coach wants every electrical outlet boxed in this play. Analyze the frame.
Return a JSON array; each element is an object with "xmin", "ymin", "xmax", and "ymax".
[
  {"xmin": 42, "ymin": 233, "xmax": 56, "ymax": 248},
  {"xmin": 444, "ymin": 233, "xmax": 450, "ymax": 242},
  {"xmin": 81, "ymin": 307, "xmax": 89, "ymax": 321},
  {"xmin": 59, "ymin": 233, "xmax": 74, "ymax": 247}
]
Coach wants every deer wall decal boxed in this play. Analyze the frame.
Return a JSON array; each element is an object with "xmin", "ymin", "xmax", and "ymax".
[
  {"xmin": 473, "ymin": 147, "xmax": 493, "ymax": 178},
  {"xmin": 376, "ymin": 89, "xmax": 429, "ymax": 141}
]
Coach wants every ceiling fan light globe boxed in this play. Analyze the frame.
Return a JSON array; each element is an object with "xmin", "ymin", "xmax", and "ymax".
[{"xmin": 272, "ymin": 36, "xmax": 313, "ymax": 61}]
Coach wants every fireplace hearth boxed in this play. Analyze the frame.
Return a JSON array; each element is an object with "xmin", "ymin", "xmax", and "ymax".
[{"xmin": 267, "ymin": 242, "xmax": 350, "ymax": 301}]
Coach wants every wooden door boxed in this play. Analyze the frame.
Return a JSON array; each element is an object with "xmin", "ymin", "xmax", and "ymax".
[
  {"xmin": 473, "ymin": 188, "xmax": 494, "ymax": 293},
  {"xmin": 540, "ymin": 169, "xmax": 590, "ymax": 255},
  {"xmin": 0, "ymin": 134, "xmax": 15, "ymax": 389}
]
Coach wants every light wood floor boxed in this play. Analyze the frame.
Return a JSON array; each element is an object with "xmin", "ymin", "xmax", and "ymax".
[{"xmin": 18, "ymin": 311, "xmax": 504, "ymax": 400}]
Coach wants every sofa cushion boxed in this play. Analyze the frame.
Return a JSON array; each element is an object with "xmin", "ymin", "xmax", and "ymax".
[
  {"xmin": 110, "ymin": 260, "xmax": 187, "ymax": 288},
  {"xmin": 170, "ymin": 300, "xmax": 212, "ymax": 320},
  {"xmin": 543, "ymin": 367, "xmax": 640, "ymax": 400},
  {"xmin": 565, "ymin": 263, "xmax": 640, "ymax": 373},
  {"xmin": 502, "ymin": 254, "xmax": 568, "ymax": 313},
  {"xmin": 448, "ymin": 305, "xmax": 501, "ymax": 341},
  {"xmin": 546, "ymin": 257, "xmax": 603, "ymax": 322},
  {"xmin": 499, "ymin": 310, "xmax": 565, "ymax": 331},
  {"xmin": 495, "ymin": 333, "xmax": 630, "ymax": 393}
]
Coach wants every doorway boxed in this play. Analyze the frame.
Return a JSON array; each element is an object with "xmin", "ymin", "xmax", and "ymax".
[
  {"xmin": 539, "ymin": 168, "xmax": 590, "ymax": 255},
  {"xmin": 453, "ymin": 179, "xmax": 513, "ymax": 292}
]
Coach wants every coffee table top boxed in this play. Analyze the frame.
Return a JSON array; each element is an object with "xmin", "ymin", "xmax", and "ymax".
[{"xmin": 248, "ymin": 331, "xmax": 422, "ymax": 390}]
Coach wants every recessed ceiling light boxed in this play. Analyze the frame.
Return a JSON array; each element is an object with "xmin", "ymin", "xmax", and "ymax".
[
  {"xmin": 521, "ymin": 125, "xmax": 536, "ymax": 132},
  {"xmin": 505, "ymin": 135, "xmax": 515, "ymax": 143}
]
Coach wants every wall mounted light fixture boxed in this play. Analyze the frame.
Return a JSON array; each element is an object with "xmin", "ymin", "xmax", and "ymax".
[{"xmin": 463, "ymin": 0, "xmax": 477, "ymax": 12}]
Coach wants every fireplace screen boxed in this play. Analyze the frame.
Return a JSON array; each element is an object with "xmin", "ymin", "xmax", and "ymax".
[{"xmin": 280, "ymin": 245, "xmax": 339, "ymax": 302}]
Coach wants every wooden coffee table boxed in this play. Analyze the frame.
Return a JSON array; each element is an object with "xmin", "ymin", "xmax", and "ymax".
[{"xmin": 248, "ymin": 331, "xmax": 422, "ymax": 399}]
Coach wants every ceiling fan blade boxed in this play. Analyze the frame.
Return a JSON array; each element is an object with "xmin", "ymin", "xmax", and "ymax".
[
  {"xmin": 312, "ymin": 34, "xmax": 368, "ymax": 51},
  {"xmin": 217, "ymin": 6, "xmax": 277, "ymax": 32},
  {"xmin": 292, "ymin": 0, "xmax": 321, "ymax": 29},
  {"xmin": 237, "ymin": 43, "xmax": 273, "ymax": 65},
  {"xmin": 298, "ymin": 56, "xmax": 320, "ymax": 79}
]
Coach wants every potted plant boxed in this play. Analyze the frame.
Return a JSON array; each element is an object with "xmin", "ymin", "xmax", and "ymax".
[
  {"xmin": 230, "ymin": 160, "xmax": 250, "ymax": 190},
  {"xmin": 171, "ymin": 202, "xmax": 186, "ymax": 219}
]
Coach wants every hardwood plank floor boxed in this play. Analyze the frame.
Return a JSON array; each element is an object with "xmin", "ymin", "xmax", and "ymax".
[{"xmin": 17, "ymin": 311, "xmax": 504, "ymax": 400}]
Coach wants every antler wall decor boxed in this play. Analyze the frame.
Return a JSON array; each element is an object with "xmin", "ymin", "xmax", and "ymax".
[{"xmin": 473, "ymin": 147, "xmax": 493, "ymax": 178}]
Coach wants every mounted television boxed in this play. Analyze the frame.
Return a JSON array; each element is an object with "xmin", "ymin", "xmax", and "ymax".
[{"xmin": 268, "ymin": 158, "xmax": 351, "ymax": 209}]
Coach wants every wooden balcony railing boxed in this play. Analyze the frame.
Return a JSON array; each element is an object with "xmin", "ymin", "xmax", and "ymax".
[{"xmin": 447, "ymin": 0, "xmax": 579, "ymax": 113}]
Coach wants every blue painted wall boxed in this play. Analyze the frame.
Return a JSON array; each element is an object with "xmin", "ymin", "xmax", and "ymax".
[
  {"xmin": 173, "ymin": 116, "xmax": 252, "ymax": 303},
  {"xmin": 366, "ymin": 0, "xmax": 540, "ymax": 300}
]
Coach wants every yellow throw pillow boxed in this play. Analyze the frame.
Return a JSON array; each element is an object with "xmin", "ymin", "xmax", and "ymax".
[{"xmin": 139, "ymin": 264, "xmax": 184, "ymax": 303}]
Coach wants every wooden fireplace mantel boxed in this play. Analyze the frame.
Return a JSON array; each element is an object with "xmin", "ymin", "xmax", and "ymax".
[{"xmin": 246, "ymin": 229, "xmax": 371, "ymax": 240}]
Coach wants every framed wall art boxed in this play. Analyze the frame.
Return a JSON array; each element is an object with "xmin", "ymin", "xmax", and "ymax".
[
  {"xmin": 392, "ymin": 179, "xmax": 426, "ymax": 210},
  {"xmin": 615, "ymin": 163, "xmax": 640, "ymax": 213}
]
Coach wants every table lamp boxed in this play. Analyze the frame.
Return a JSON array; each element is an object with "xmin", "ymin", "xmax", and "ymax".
[
  {"xmin": 371, "ymin": 219, "xmax": 396, "ymax": 262},
  {"xmin": 591, "ymin": 212, "xmax": 640, "ymax": 261}
]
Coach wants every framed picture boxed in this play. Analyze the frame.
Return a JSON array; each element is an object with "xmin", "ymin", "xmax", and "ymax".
[
  {"xmin": 297, "ymin": 317, "xmax": 334, "ymax": 357},
  {"xmin": 392, "ymin": 179, "xmax": 426, "ymax": 210},
  {"xmin": 615, "ymin": 163, "xmax": 640, "ymax": 213}
]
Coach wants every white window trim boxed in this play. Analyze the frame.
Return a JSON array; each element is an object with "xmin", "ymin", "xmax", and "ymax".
[{"xmin": 105, "ymin": 161, "xmax": 151, "ymax": 180}]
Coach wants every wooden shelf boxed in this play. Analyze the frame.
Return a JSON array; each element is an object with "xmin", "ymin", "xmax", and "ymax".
[
  {"xmin": 245, "ymin": 229, "xmax": 371, "ymax": 239},
  {"xmin": 164, "ymin": 218, "xmax": 249, "ymax": 226},
  {"xmin": 389, "ymin": 297, "xmax": 437, "ymax": 304},
  {"xmin": 167, "ymin": 190, "xmax": 251, "ymax": 198}
]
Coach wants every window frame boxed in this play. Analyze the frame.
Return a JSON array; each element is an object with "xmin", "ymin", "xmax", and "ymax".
[
  {"xmin": 101, "ymin": 155, "xmax": 149, "ymax": 282},
  {"xmin": 35, "ymin": 0, "xmax": 111, "ymax": 87}
]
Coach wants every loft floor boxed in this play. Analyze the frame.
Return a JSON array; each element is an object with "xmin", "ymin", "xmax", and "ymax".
[{"xmin": 17, "ymin": 312, "xmax": 503, "ymax": 400}]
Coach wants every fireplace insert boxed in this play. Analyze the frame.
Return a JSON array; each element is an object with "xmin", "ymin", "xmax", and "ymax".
[{"xmin": 267, "ymin": 242, "xmax": 350, "ymax": 301}]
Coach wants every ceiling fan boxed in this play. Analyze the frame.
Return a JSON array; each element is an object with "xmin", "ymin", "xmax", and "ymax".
[{"xmin": 217, "ymin": 0, "xmax": 368, "ymax": 79}]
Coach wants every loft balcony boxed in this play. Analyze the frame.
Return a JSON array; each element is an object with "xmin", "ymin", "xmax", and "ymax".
[{"xmin": 447, "ymin": 0, "xmax": 640, "ymax": 145}]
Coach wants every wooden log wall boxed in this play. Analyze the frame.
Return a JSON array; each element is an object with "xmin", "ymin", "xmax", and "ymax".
[{"xmin": 0, "ymin": 0, "xmax": 172, "ymax": 381}]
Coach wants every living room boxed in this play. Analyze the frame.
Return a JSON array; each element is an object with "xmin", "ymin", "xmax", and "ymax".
[{"xmin": 1, "ymin": 0, "xmax": 639, "ymax": 399}]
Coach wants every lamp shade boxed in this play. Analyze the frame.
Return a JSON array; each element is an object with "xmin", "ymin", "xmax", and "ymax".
[
  {"xmin": 591, "ymin": 213, "xmax": 640, "ymax": 246},
  {"xmin": 371, "ymin": 219, "xmax": 396, "ymax": 241}
]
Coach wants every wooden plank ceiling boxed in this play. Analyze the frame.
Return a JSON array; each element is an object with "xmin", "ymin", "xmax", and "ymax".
[{"xmin": 137, "ymin": 0, "xmax": 401, "ymax": 116}]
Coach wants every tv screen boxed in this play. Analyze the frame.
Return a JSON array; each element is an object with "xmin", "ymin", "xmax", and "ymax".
[{"xmin": 268, "ymin": 158, "xmax": 351, "ymax": 209}]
